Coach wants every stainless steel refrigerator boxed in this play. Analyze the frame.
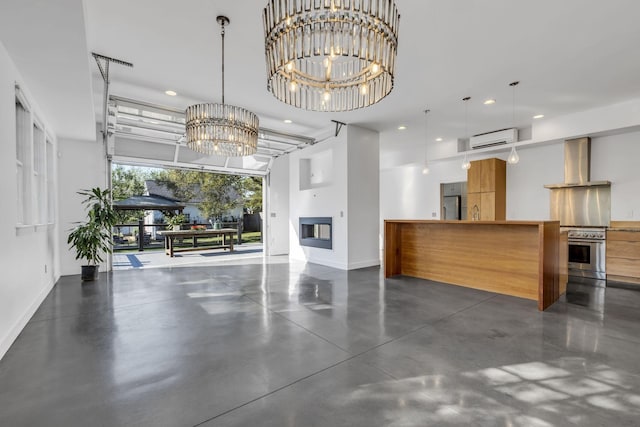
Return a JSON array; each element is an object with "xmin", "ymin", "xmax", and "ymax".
[{"xmin": 443, "ymin": 195, "xmax": 461, "ymax": 220}]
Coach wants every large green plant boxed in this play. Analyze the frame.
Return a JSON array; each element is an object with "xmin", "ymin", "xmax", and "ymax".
[
  {"xmin": 164, "ymin": 213, "xmax": 186, "ymax": 227},
  {"xmin": 67, "ymin": 188, "xmax": 117, "ymax": 265}
]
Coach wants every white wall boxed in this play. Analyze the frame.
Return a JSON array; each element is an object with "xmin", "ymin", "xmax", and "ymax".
[
  {"xmin": 380, "ymin": 156, "xmax": 469, "ymax": 222},
  {"xmin": 266, "ymin": 156, "xmax": 290, "ymax": 256},
  {"xmin": 592, "ymin": 131, "xmax": 640, "ymax": 221},
  {"xmin": 0, "ymin": 41, "xmax": 59, "ymax": 360},
  {"xmin": 57, "ymin": 136, "xmax": 106, "ymax": 276},
  {"xmin": 506, "ymin": 143, "xmax": 564, "ymax": 220},
  {"xmin": 380, "ymin": 122, "xmax": 640, "ymax": 227},
  {"xmin": 288, "ymin": 132, "xmax": 349, "ymax": 269},
  {"xmin": 347, "ymin": 125, "xmax": 380, "ymax": 269},
  {"xmin": 533, "ymin": 99, "xmax": 640, "ymax": 143},
  {"xmin": 278, "ymin": 125, "xmax": 381, "ymax": 270}
]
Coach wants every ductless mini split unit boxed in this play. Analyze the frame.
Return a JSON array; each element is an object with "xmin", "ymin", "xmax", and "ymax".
[{"xmin": 469, "ymin": 128, "xmax": 518, "ymax": 149}]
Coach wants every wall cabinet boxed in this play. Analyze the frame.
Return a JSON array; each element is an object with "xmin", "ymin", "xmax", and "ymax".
[
  {"xmin": 607, "ymin": 230, "xmax": 640, "ymax": 285},
  {"xmin": 466, "ymin": 158, "xmax": 506, "ymax": 221}
]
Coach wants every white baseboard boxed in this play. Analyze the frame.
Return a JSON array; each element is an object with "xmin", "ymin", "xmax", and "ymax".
[
  {"xmin": 347, "ymin": 259, "xmax": 380, "ymax": 270},
  {"xmin": 311, "ymin": 258, "xmax": 349, "ymax": 270},
  {"xmin": 288, "ymin": 254, "xmax": 347, "ymax": 270},
  {"xmin": 289, "ymin": 255, "xmax": 379, "ymax": 271},
  {"xmin": 0, "ymin": 278, "xmax": 55, "ymax": 361}
]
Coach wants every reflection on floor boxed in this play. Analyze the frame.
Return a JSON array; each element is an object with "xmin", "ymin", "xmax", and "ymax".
[
  {"xmin": 565, "ymin": 278, "xmax": 607, "ymax": 312},
  {"xmin": 1, "ymin": 259, "xmax": 639, "ymax": 426}
]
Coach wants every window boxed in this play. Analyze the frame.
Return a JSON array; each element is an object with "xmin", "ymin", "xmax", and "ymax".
[
  {"xmin": 46, "ymin": 137, "xmax": 55, "ymax": 223},
  {"xmin": 15, "ymin": 88, "xmax": 31, "ymax": 225},
  {"xmin": 15, "ymin": 85, "xmax": 55, "ymax": 228},
  {"xmin": 33, "ymin": 120, "xmax": 46, "ymax": 224}
]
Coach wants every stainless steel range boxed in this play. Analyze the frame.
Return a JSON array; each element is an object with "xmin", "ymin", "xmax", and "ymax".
[{"xmin": 566, "ymin": 227, "xmax": 606, "ymax": 280}]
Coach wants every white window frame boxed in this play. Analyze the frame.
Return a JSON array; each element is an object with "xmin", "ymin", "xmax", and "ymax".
[
  {"xmin": 33, "ymin": 117, "xmax": 46, "ymax": 225},
  {"xmin": 46, "ymin": 135, "xmax": 55, "ymax": 224},
  {"xmin": 15, "ymin": 85, "xmax": 32, "ymax": 227}
]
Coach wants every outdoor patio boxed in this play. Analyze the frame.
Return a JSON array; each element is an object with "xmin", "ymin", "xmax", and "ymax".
[{"xmin": 113, "ymin": 242, "xmax": 264, "ymax": 270}]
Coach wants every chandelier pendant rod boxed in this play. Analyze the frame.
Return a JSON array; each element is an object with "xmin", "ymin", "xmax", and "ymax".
[
  {"xmin": 221, "ymin": 20, "xmax": 224, "ymax": 105},
  {"xmin": 185, "ymin": 14, "xmax": 258, "ymax": 157},
  {"xmin": 217, "ymin": 15, "xmax": 229, "ymax": 105}
]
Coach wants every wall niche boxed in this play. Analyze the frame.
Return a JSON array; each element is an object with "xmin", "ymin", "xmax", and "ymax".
[{"xmin": 299, "ymin": 148, "xmax": 333, "ymax": 190}]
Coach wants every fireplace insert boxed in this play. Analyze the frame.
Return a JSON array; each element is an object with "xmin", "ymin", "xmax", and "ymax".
[{"xmin": 299, "ymin": 217, "xmax": 332, "ymax": 249}]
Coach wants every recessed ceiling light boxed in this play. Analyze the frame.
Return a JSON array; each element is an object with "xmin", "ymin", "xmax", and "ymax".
[
  {"xmin": 398, "ymin": 125, "xmax": 407, "ymax": 130},
  {"xmin": 165, "ymin": 90, "xmax": 177, "ymax": 96},
  {"xmin": 283, "ymin": 119, "xmax": 293, "ymax": 124},
  {"xmin": 484, "ymin": 99, "xmax": 496, "ymax": 105},
  {"xmin": 533, "ymin": 114, "xmax": 545, "ymax": 119},
  {"xmin": 435, "ymin": 137, "xmax": 443, "ymax": 142}
]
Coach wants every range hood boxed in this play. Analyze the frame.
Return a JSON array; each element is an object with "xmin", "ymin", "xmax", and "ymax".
[
  {"xmin": 544, "ymin": 137, "xmax": 611, "ymax": 188},
  {"xmin": 545, "ymin": 137, "xmax": 611, "ymax": 227}
]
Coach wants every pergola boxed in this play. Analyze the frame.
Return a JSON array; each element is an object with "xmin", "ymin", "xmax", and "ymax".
[
  {"xmin": 112, "ymin": 195, "xmax": 184, "ymax": 213},
  {"xmin": 113, "ymin": 195, "xmax": 185, "ymax": 251}
]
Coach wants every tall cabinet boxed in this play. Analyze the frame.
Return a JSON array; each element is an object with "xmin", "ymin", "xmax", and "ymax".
[{"xmin": 466, "ymin": 158, "xmax": 506, "ymax": 221}]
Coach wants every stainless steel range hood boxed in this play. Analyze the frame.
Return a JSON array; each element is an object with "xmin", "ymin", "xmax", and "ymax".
[
  {"xmin": 544, "ymin": 137, "xmax": 611, "ymax": 188},
  {"xmin": 545, "ymin": 137, "xmax": 611, "ymax": 227}
]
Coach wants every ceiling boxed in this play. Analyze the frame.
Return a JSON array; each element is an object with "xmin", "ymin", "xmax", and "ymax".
[{"xmin": 3, "ymin": 0, "xmax": 640, "ymax": 149}]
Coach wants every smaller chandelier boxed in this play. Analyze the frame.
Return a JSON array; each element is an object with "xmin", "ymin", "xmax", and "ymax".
[
  {"xmin": 186, "ymin": 16, "xmax": 259, "ymax": 157},
  {"xmin": 263, "ymin": 0, "xmax": 400, "ymax": 112}
]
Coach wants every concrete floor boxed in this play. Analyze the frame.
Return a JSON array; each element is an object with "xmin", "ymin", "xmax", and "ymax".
[{"xmin": 1, "ymin": 258, "xmax": 640, "ymax": 426}]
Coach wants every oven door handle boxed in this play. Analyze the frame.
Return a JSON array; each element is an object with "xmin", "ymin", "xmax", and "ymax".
[{"xmin": 568, "ymin": 239, "xmax": 605, "ymax": 244}]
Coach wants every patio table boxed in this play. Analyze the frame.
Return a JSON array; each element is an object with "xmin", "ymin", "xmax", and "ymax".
[{"xmin": 157, "ymin": 228, "xmax": 236, "ymax": 257}]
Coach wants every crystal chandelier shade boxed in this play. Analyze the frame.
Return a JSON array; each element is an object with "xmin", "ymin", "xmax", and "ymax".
[
  {"xmin": 185, "ymin": 104, "xmax": 259, "ymax": 157},
  {"xmin": 263, "ymin": 0, "xmax": 400, "ymax": 112},
  {"xmin": 186, "ymin": 16, "xmax": 259, "ymax": 157}
]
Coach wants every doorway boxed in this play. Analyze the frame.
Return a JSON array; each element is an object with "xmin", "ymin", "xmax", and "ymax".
[{"xmin": 440, "ymin": 181, "xmax": 467, "ymax": 220}]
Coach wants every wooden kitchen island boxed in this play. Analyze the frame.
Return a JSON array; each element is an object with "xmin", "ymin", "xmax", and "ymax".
[{"xmin": 384, "ymin": 220, "xmax": 561, "ymax": 310}]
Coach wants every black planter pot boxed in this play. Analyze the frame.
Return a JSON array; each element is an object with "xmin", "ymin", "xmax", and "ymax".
[{"xmin": 81, "ymin": 265, "xmax": 99, "ymax": 281}]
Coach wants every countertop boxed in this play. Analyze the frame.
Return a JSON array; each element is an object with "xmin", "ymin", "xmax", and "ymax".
[
  {"xmin": 384, "ymin": 219, "xmax": 558, "ymax": 226},
  {"xmin": 608, "ymin": 221, "xmax": 640, "ymax": 232}
]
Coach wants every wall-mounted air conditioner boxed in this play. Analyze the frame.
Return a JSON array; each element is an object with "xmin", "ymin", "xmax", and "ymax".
[{"xmin": 470, "ymin": 128, "xmax": 517, "ymax": 149}]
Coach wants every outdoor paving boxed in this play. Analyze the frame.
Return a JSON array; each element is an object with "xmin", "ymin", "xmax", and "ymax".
[{"xmin": 113, "ymin": 242, "xmax": 264, "ymax": 270}]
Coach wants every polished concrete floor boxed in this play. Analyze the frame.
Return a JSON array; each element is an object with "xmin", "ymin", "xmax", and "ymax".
[{"xmin": 1, "ymin": 258, "xmax": 640, "ymax": 426}]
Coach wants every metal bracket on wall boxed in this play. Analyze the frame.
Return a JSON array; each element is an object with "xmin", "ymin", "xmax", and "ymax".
[
  {"xmin": 92, "ymin": 53, "xmax": 133, "ymax": 84},
  {"xmin": 331, "ymin": 120, "xmax": 347, "ymax": 137},
  {"xmin": 92, "ymin": 52, "xmax": 133, "ymax": 140}
]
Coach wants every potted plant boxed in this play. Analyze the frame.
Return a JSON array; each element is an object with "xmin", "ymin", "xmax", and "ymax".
[
  {"xmin": 67, "ymin": 188, "xmax": 117, "ymax": 281},
  {"xmin": 165, "ymin": 213, "xmax": 187, "ymax": 231}
]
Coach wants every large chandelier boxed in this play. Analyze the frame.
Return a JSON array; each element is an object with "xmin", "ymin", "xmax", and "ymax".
[
  {"xmin": 186, "ymin": 16, "xmax": 259, "ymax": 157},
  {"xmin": 263, "ymin": 0, "xmax": 400, "ymax": 112}
]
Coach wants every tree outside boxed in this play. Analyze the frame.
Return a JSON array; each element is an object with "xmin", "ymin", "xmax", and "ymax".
[
  {"xmin": 153, "ymin": 169, "xmax": 245, "ymax": 221},
  {"xmin": 111, "ymin": 164, "xmax": 263, "ymax": 241},
  {"xmin": 242, "ymin": 176, "xmax": 262, "ymax": 214},
  {"xmin": 112, "ymin": 165, "xmax": 152, "ymax": 224}
]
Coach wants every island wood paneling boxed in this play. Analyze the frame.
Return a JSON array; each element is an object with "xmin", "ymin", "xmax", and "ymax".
[
  {"xmin": 559, "ymin": 231, "xmax": 568, "ymax": 295},
  {"xmin": 384, "ymin": 220, "xmax": 560, "ymax": 311},
  {"xmin": 541, "ymin": 222, "xmax": 560, "ymax": 309},
  {"xmin": 384, "ymin": 221, "xmax": 401, "ymax": 277}
]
